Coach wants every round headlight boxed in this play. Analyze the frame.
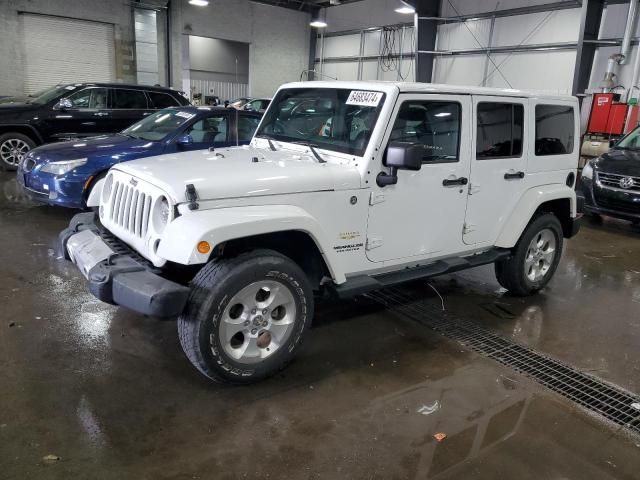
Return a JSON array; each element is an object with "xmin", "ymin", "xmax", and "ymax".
[
  {"xmin": 152, "ymin": 196, "xmax": 170, "ymax": 233},
  {"xmin": 102, "ymin": 174, "xmax": 114, "ymax": 203}
]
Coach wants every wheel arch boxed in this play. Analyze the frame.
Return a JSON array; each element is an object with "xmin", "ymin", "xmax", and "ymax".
[
  {"xmin": 0, "ymin": 125, "xmax": 43, "ymax": 145},
  {"xmin": 156, "ymin": 205, "xmax": 346, "ymax": 284},
  {"xmin": 495, "ymin": 185, "xmax": 576, "ymax": 248}
]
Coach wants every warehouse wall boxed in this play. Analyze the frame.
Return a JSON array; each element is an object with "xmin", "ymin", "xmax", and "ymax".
[
  {"xmin": 0, "ymin": 0, "xmax": 138, "ymax": 96},
  {"xmin": 172, "ymin": 0, "xmax": 310, "ymax": 98},
  {"xmin": 433, "ymin": 7, "xmax": 581, "ymax": 94},
  {"xmin": 323, "ymin": 0, "xmax": 412, "ymax": 32}
]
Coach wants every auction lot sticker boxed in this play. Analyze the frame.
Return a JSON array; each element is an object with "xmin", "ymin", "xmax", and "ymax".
[{"xmin": 346, "ymin": 91, "xmax": 383, "ymax": 107}]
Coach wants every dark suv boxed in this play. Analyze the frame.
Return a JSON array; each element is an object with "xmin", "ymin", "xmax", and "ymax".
[
  {"xmin": 0, "ymin": 83, "xmax": 189, "ymax": 170},
  {"xmin": 579, "ymin": 126, "xmax": 640, "ymax": 224}
]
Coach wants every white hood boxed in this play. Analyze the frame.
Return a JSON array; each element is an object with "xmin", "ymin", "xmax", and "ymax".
[{"xmin": 113, "ymin": 145, "xmax": 362, "ymax": 203}]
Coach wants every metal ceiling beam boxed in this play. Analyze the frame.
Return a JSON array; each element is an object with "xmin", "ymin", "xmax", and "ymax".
[
  {"xmin": 415, "ymin": 0, "xmax": 440, "ymax": 83},
  {"xmin": 417, "ymin": 0, "xmax": 581, "ymax": 23}
]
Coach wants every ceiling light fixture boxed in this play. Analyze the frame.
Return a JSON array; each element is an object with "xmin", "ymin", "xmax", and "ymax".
[
  {"xmin": 310, "ymin": 8, "xmax": 328, "ymax": 28},
  {"xmin": 189, "ymin": 0, "xmax": 209, "ymax": 6},
  {"xmin": 395, "ymin": 1, "xmax": 415, "ymax": 14}
]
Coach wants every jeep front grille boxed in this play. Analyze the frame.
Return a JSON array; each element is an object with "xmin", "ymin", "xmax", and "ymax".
[{"xmin": 109, "ymin": 181, "xmax": 152, "ymax": 238}]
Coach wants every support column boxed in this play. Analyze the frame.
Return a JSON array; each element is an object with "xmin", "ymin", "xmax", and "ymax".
[
  {"xmin": 572, "ymin": 0, "xmax": 605, "ymax": 98},
  {"xmin": 415, "ymin": 0, "xmax": 440, "ymax": 83}
]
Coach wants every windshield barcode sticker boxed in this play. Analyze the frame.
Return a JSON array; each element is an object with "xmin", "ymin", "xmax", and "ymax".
[
  {"xmin": 175, "ymin": 111, "xmax": 195, "ymax": 119},
  {"xmin": 346, "ymin": 91, "xmax": 383, "ymax": 107}
]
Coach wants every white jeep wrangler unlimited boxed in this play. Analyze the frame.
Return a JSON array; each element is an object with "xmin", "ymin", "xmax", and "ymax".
[{"xmin": 60, "ymin": 81, "xmax": 581, "ymax": 383}]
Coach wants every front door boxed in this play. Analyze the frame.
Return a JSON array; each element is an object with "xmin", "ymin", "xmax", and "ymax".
[
  {"xmin": 366, "ymin": 94, "xmax": 472, "ymax": 263},
  {"xmin": 47, "ymin": 87, "xmax": 111, "ymax": 140},
  {"xmin": 463, "ymin": 96, "xmax": 528, "ymax": 245}
]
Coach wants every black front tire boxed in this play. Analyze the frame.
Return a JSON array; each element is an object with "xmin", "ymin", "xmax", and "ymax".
[
  {"xmin": 495, "ymin": 213, "xmax": 564, "ymax": 296},
  {"xmin": 177, "ymin": 249, "xmax": 314, "ymax": 384},
  {"xmin": 0, "ymin": 132, "xmax": 36, "ymax": 171}
]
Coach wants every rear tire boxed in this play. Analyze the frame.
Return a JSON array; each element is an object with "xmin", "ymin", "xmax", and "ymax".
[
  {"xmin": 0, "ymin": 133, "xmax": 36, "ymax": 171},
  {"xmin": 177, "ymin": 249, "xmax": 313, "ymax": 384},
  {"xmin": 495, "ymin": 213, "xmax": 563, "ymax": 296}
]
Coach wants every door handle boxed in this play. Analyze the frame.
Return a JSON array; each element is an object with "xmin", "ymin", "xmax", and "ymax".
[
  {"xmin": 504, "ymin": 171, "xmax": 525, "ymax": 180},
  {"xmin": 442, "ymin": 177, "xmax": 468, "ymax": 187},
  {"xmin": 93, "ymin": 112, "xmax": 109, "ymax": 117}
]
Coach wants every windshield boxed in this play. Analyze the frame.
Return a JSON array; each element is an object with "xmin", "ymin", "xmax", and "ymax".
[
  {"xmin": 615, "ymin": 127, "xmax": 640, "ymax": 150},
  {"xmin": 122, "ymin": 108, "xmax": 196, "ymax": 141},
  {"xmin": 255, "ymin": 88, "xmax": 385, "ymax": 156}
]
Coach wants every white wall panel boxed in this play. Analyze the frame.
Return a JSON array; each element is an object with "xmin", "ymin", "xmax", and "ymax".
[
  {"xmin": 440, "ymin": 0, "xmax": 570, "ymax": 17},
  {"xmin": 323, "ymin": 34, "xmax": 361, "ymax": 58},
  {"xmin": 436, "ymin": 20, "xmax": 491, "ymax": 51},
  {"xmin": 588, "ymin": 45, "xmax": 640, "ymax": 92},
  {"xmin": 598, "ymin": 3, "xmax": 640, "ymax": 39},
  {"xmin": 433, "ymin": 55, "xmax": 486, "ymax": 86},
  {"xmin": 363, "ymin": 30, "xmax": 381, "ymax": 56},
  {"xmin": 324, "ymin": 0, "xmax": 412, "ymax": 33},
  {"xmin": 491, "ymin": 9, "xmax": 580, "ymax": 46},
  {"xmin": 484, "ymin": 50, "xmax": 576, "ymax": 94},
  {"xmin": 320, "ymin": 61, "xmax": 359, "ymax": 81}
]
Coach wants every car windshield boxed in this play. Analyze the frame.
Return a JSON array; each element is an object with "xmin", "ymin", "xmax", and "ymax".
[
  {"xmin": 614, "ymin": 127, "xmax": 640, "ymax": 151},
  {"xmin": 122, "ymin": 109, "xmax": 197, "ymax": 141},
  {"xmin": 255, "ymin": 87, "xmax": 385, "ymax": 156}
]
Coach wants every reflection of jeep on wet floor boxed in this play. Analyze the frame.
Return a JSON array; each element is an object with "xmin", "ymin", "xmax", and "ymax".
[{"xmin": 60, "ymin": 81, "xmax": 581, "ymax": 383}]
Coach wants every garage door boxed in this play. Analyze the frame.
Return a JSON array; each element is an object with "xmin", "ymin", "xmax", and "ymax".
[{"xmin": 21, "ymin": 14, "xmax": 116, "ymax": 95}]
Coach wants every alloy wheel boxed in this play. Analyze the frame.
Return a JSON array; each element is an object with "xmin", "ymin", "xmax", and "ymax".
[
  {"xmin": 0, "ymin": 138, "xmax": 30, "ymax": 167},
  {"xmin": 524, "ymin": 228, "xmax": 557, "ymax": 282}
]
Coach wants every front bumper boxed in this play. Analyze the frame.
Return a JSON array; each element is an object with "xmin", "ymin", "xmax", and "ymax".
[
  {"xmin": 17, "ymin": 165, "xmax": 87, "ymax": 209},
  {"xmin": 59, "ymin": 213, "xmax": 189, "ymax": 318},
  {"xmin": 579, "ymin": 177, "xmax": 640, "ymax": 221}
]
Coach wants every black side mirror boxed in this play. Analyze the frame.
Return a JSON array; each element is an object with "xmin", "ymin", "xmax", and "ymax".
[
  {"xmin": 54, "ymin": 98, "xmax": 73, "ymax": 111},
  {"xmin": 177, "ymin": 134, "xmax": 193, "ymax": 147},
  {"xmin": 377, "ymin": 141, "xmax": 424, "ymax": 187},
  {"xmin": 609, "ymin": 139, "xmax": 617, "ymax": 148}
]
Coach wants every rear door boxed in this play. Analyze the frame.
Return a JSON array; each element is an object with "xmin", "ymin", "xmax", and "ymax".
[
  {"xmin": 108, "ymin": 88, "xmax": 154, "ymax": 131},
  {"xmin": 463, "ymin": 96, "xmax": 528, "ymax": 246}
]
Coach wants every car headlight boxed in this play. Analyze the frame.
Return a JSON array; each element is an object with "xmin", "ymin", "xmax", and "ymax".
[
  {"xmin": 152, "ymin": 196, "xmax": 171, "ymax": 233},
  {"xmin": 40, "ymin": 158, "xmax": 87, "ymax": 175},
  {"xmin": 582, "ymin": 162, "xmax": 593, "ymax": 180}
]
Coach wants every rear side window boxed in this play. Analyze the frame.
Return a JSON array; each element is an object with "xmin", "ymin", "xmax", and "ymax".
[
  {"xmin": 535, "ymin": 105, "xmax": 575, "ymax": 156},
  {"xmin": 389, "ymin": 100, "xmax": 461, "ymax": 163},
  {"xmin": 112, "ymin": 89, "xmax": 148, "ymax": 109},
  {"xmin": 186, "ymin": 115, "xmax": 228, "ymax": 143},
  {"xmin": 476, "ymin": 102, "xmax": 523, "ymax": 159},
  {"xmin": 238, "ymin": 115, "xmax": 261, "ymax": 142},
  {"xmin": 148, "ymin": 92, "xmax": 179, "ymax": 109}
]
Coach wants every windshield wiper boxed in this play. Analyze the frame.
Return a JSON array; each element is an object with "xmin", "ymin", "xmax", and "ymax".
[
  {"xmin": 291, "ymin": 141, "xmax": 326, "ymax": 163},
  {"xmin": 255, "ymin": 134, "xmax": 278, "ymax": 151}
]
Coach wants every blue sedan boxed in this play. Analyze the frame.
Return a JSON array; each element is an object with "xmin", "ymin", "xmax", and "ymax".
[{"xmin": 17, "ymin": 106, "xmax": 262, "ymax": 209}]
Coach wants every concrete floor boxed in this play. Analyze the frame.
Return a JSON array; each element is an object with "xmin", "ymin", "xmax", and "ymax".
[{"xmin": 2, "ymin": 170, "xmax": 640, "ymax": 480}]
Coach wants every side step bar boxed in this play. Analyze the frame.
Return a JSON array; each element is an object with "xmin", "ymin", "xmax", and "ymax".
[{"xmin": 332, "ymin": 248, "xmax": 511, "ymax": 298}]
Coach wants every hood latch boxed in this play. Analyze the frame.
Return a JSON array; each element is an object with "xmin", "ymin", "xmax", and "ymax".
[{"xmin": 185, "ymin": 184, "xmax": 199, "ymax": 211}]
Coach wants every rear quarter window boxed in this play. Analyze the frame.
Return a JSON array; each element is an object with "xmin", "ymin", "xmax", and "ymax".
[{"xmin": 535, "ymin": 104, "xmax": 575, "ymax": 156}]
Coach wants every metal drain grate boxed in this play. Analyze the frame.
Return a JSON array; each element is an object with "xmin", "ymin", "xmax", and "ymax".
[{"xmin": 365, "ymin": 286, "xmax": 640, "ymax": 435}]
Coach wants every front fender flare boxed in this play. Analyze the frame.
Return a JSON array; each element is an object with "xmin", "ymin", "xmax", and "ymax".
[
  {"xmin": 156, "ymin": 205, "xmax": 346, "ymax": 283},
  {"xmin": 495, "ymin": 184, "xmax": 576, "ymax": 248}
]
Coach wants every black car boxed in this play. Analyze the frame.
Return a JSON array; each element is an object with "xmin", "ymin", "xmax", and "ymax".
[
  {"xmin": 579, "ymin": 127, "xmax": 640, "ymax": 223},
  {"xmin": 0, "ymin": 83, "xmax": 189, "ymax": 171}
]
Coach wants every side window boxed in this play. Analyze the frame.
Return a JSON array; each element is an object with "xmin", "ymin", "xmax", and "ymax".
[
  {"xmin": 66, "ymin": 88, "xmax": 108, "ymax": 109},
  {"xmin": 476, "ymin": 102, "xmax": 523, "ymax": 159},
  {"xmin": 238, "ymin": 115, "xmax": 261, "ymax": 142},
  {"xmin": 113, "ymin": 89, "xmax": 148, "ymax": 109},
  {"xmin": 148, "ymin": 92, "xmax": 179, "ymax": 109},
  {"xmin": 186, "ymin": 115, "xmax": 228, "ymax": 143},
  {"xmin": 389, "ymin": 100, "xmax": 461, "ymax": 162},
  {"xmin": 535, "ymin": 105, "xmax": 575, "ymax": 156}
]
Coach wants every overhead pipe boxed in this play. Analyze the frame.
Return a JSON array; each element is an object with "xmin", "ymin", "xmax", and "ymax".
[{"xmin": 602, "ymin": 0, "xmax": 639, "ymax": 92}]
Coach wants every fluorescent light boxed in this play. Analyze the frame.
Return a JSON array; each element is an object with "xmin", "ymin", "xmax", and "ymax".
[
  {"xmin": 395, "ymin": 6, "xmax": 415, "ymax": 14},
  {"xmin": 310, "ymin": 20, "xmax": 328, "ymax": 28},
  {"xmin": 189, "ymin": 0, "xmax": 209, "ymax": 6}
]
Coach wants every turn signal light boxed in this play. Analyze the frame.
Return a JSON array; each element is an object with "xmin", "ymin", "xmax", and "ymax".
[{"xmin": 197, "ymin": 241, "xmax": 211, "ymax": 254}]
